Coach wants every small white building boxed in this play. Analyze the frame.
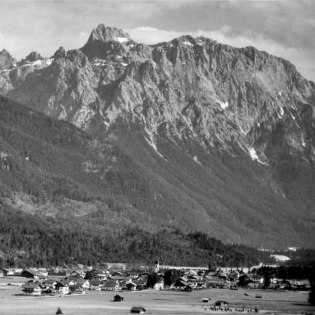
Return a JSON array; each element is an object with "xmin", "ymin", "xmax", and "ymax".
[
  {"xmin": 153, "ymin": 281, "xmax": 164, "ymax": 290},
  {"xmin": 270, "ymin": 254, "xmax": 290, "ymax": 262},
  {"xmin": 59, "ymin": 285, "xmax": 69, "ymax": 295}
]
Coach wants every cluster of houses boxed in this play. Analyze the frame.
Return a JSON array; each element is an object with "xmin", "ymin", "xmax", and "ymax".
[{"xmin": 0, "ymin": 264, "xmax": 310, "ymax": 296}]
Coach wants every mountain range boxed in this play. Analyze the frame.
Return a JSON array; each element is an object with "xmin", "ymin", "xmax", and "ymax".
[{"xmin": 0, "ymin": 24, "xmax": 315, "ymax": 250}]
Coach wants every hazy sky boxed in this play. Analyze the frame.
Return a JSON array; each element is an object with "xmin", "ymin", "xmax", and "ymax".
[{"xmin": 1, "ymin": 0, "xmax": 315, "ymax": 81}]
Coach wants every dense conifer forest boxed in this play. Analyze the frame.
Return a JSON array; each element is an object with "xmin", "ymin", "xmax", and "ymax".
[{"xmin": 0, "ymin": 203, "xmax": 274, "ymax": 268}]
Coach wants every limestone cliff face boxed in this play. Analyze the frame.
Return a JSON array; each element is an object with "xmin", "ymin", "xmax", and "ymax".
[
  {"xmin": 1, "ymin": 24, "xmax": 315, "ymax": 243},
  {"xmin": 1, "ymin": 25, "xmax": 314, "ymax": 161}
]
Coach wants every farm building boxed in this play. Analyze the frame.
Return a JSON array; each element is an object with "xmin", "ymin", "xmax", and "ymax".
[
  {"xmin": 22, "ymin": 283, "xmax": 41, "ymax": 295},
  {"xmin": 102, "ymin": 280, "xmax": 121, "ymax": 291},
  {"xmin": 21, "ymin": 269, "xmax": 37, "ymax": 278},
  {"xmin": 2, "ymin": 269, "xmax": 15, "ymax": 276},
  {"xmin": 55, "ymin": 282, "xmax": 70, "ymax": 295},
  {"xmin": 113, "ymin": 294, "xmax": 124, "ymax": 302},
  {"xmin": 214, "ymin": 300, "xmax": 229, "ymax": 307},
  {"xmin": 130, "ymin": 306, "xmax": 146, "ymax": 313}
]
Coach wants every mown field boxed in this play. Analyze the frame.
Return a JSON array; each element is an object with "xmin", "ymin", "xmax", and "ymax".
[{"xmin": 1, "ymin": 277, "xmax": 314, "ymax": 315}]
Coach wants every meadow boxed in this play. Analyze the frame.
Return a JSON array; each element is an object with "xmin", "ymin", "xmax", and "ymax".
[{"xmin": 1, "ymin": 277, "xmax": 314, "ymax": 315}]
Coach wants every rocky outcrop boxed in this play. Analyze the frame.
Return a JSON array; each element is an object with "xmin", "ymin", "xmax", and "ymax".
[{"xmin": 0, "ymin": 49, "xmax": 16, "ymax": 70}]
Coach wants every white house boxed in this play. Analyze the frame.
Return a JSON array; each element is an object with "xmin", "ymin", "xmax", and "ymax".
[{"xmin": 58, "ymin": 284, "xmax": 70, "ymax": 295}]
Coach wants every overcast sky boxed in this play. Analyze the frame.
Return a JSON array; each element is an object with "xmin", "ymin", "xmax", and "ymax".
[{"xmin": 1, "ymin": 0, "xmax": 314, "ymax": 81}]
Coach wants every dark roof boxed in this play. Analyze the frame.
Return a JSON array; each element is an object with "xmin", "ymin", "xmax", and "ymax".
[
  {"xmin": 44, "ymin": 279, "xmax": 58, "ymax": 284},
  {"xmin": 130, "ymin": 306, "xmax": 146, "ymax": 313},
  {"xmin": 22, "ymin": 283, "xmax": 40, "ymax": 289},
  {"xmin": 184, "ymin": 285, "xmax": 193, "ymax": 292},
  {"xmin": 126, "ymin": 282, "xmax": 137, "ymax": 287},
  {"xmin": 90, "ymin": 279, "xmax": 101, "ymax": 286},
  {"xmin": 103, "ymin": 280, "xmax": 118, "ymax": 287},
  {"xmin": 109, "ymin": 275, "xmax": 125, "ymax": 281},
  {"xmin": 114, "ymin": 294, "xmax": 124, "ymax": 301},
  {"xmin": 68, "ymin": 275, "xmax": 83, "ymax": 281},
  {"xmin": 174, "ymin": 279, "xmax": 187, "ymax": 287},
  {"xmin": 214, "ymin": 300, "xmax": 229, "ymax": 306},
  {"xmin": 22, "ymin": 269, "xmax": 37, "ymax": 276},
  {"xmin": 70, "ymin": 270, "xmax": 80, "ymax": 275}
]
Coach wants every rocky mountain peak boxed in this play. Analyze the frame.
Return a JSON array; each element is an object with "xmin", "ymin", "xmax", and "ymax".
[
  {"xmin": 0, "ymin": 49, "xmax": 16, "ymax": 70},
  {"xmin": 81, "ymin": 24, "xmax": 132, "ymax": 60},
  {"xmin": 90, "ymin": 24, "xmax": 131, "ymax": 43},
  {"xmin": 53, "ymin": 46, "xmax": 67, "ymax": 59},
  {"xmin": 25, "ymin": 51, "xmax": 43, "ymax": 62},
  {"xmin": 0, "ymin": 49, "xmax": 12, "ymax": 57},
  {"xmin": 18, "ymin": 51, "xmax": 44, "ymax": 66}
]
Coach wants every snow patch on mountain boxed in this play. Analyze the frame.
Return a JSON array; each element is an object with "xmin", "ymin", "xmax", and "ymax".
[
  {"xmin": 144, "ymin": 136, "xmax": 166, "ymax": 161},
  {"xmin": 114, "ymin": 37, "xmax": 129, "ymax": 43},
  {"xmin": 217, "ymin": 100, "xmax": 229, "ymax": 110},
  {"xmin": 92, "ymin": 58, "xmax": 106, "ymax": 66},
  {"xmin": 248, "ymin": 147, "xmax": 268, "ymax": 165},
  {"xmin": 193, "ymin": 155, "xmax": 201, "ymax": 165},
  {"xmin": 280, "ymin": 107, "xmax": 284, "ymax": 116},
  {"xmin": 239, "ymin": 126, "xmax": 249, "ymax": 135},
  {"xmin": 21, "ymin": 60, "xmax": 43, "ymax": 67},
  {"xmin": 45, "ymin": 58, "xmax": 53, "ymax": 66},
  {"xmin": 301, "ymin": 134, "xmax": 306, "ymax": 147},
  {"xmin": 289, "ymin": 110, "xmax": 296, "ymax": 120},
  {"xmin": 182, "ymin": 40, "xmax": 193, "ymax": 47},
  {"xmin": 144, "ymin": 128, "xmax": 167, "ymax": 161},
  {"xmin": 19, "ymin": 58, "xmax": 53, "ymax": 69}
]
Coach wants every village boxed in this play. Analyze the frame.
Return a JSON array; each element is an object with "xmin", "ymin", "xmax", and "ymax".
[{"xmin": 0, "ymin": 260, "xmax": 311, "ymax": 314}]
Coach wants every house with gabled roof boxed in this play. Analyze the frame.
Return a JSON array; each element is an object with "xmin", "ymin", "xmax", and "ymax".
[
  {"xmin": 126, "ymin": 281, "xmax": 137, "ymax": 291},
  {"xmin": 76, "ymin": 279, "xmax": 90, "ymax": 289},
  {"xmin": 38, "ymin": 268, "xmax": 48, "ymax": 277},
  {"xmin": 69, "ymin": 270, "xmax": 82, "ymax": 278},
  {"xmin": 55, "ymin": 281, "xmax": 70, "ymax": 295},
  {"xmin": 59, "ymin": 284, "xmax": 70, "ymax": 295},
  {"xmin": 172, "ymin": 278, "xmax": 187, "ymax": 289},
  {"xmin": 90, "ymin": 278, "xmax": 102, "ymax": 290},
  {"xmin": 21, "ymin": 269, "xmax": 38, "ymax": 279},
  {"xmin": 22, "ymin": 282, "xmax": 42, "ymax": 295},
  {"xmin": 102, "ymin": 280, "xmax": 121, "ymax": 291},
  {"xmin": 3, "ymin": 268, "xmax": 15, "ymax": 276}
]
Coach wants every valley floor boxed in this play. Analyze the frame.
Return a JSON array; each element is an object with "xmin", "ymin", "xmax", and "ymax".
[{"xmin": 0, "ymin": 281, "xmax": 314, "ymax": 315}]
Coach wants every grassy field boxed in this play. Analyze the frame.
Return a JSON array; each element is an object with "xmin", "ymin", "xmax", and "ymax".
[{"xmin": 1, "ymin": 277, "xmax": 315, "ymax": 315}]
